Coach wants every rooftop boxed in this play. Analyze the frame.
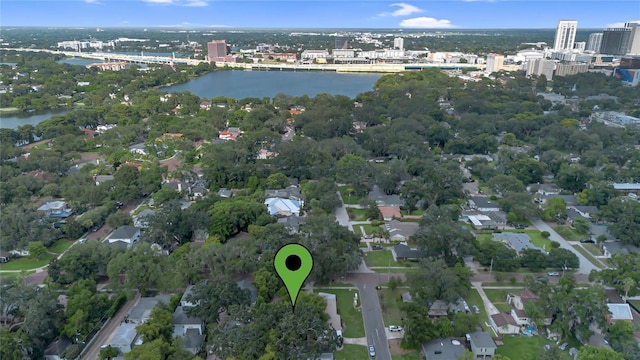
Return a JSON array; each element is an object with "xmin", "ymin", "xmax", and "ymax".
[
  {"xmin": 421, "ymin": 338, "xmax": 465, "ymax": 360},
  {"xmin": 127, "ymin": 294, "xmax": 172, "ymax": 323},
  {"xmin": 108, "ymin": 323, "xmax": 138, "ymax": 347},
  {"xmin": 469, "ymin": 196, "xmax": 500, "ymax": 209},
  {"xmin": 468, "ymin": 331, "xmax": 496, "ymax": 349},
  {"xmin": 37, "ymin": 201, "xmax": 67, "ymax": 211},
  {"xmin": 491, "ymin": 312, "xmax": 518, "ymax": 327},
  {"xmin": 173, "ymin": 306, "xmax": 203, "ymax": 325},
  {"xmin": 493, "ymin": 232, "xmax": 544, "ymax": 253},
  {"xmin": 109, "ymin": 225, "xmax": 140, "ymax": 240},
  {"xmin": 607, "ymin": 303, "xmax": 633, "ymax": 321},
  {"xmin": 393, "ymin": 243, "xmax": 423, "ymax": 260}
]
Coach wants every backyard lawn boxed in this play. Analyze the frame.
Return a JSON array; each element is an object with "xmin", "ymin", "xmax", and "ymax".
[
  {"xmin": 364, "ymin": 250, "xmax": 395, "ymax": 267},
  {"xmin": 392, "ymin": 353, "xmax": 422, "ymax": 360},
  {"xmin": 315, "ymin": 289, "xmax": 365, "ymax": 338},
  {"xmin": 497, "ymin": 335, "xmax": 552, "ymax": 360},
  {"xmin": 338, "ymin": 186, "xmax": 366, "ymax": 205},
  {"xmin": 335, "ymin": 344, "xmax": 368, "ymax": 360},
  {"xmin": 553, "ymin": 225, "xmax": 586, "ymax": 241},
  {"xmin": 347, "ymin": 208, "xmax": 369, "ymax": 221},
  {"xmin": 0, "ymin": 253, "xmax": 54, "ymax": 271},
  {"xmin": 483, "ymin": 289, "xmax": 521, "ymax": 304}
]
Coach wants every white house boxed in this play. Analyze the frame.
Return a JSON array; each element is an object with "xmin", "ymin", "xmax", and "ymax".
[
  {"xmin": 264, "ymin": 197, "xmax": 301, "ymax": 216},
  {"xmin": 490, "ymin": 313, "xmax": 520, "ymax": 335},
  {"xmin": 129, "ymin": 143, "xmax": 147, "ymax": 156},
  {"xmin": 107, "ymin": 225, "xmax": 141, "ymax": 249},
  {"xmin": 510, "ymin": 308, "xmax": 530, "ymax": 326},
  {"xmin": 468, "ymin": 196, "xmax": 501, "ymax": 212}
]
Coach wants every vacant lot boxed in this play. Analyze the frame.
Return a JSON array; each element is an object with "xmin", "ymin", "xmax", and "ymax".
[
  {"xmin": 335, "ymin": 344, "xmax": 368, "ymax": 360},
  {"xmin": 0, "ymin": 254, "xmax": 54, "ymax": 271},
  {"xmin": 498, "ymin": 335, "xmax": 552, "ymax": 360},
  {"xmin": 364, "ymin": 250, "xmax": 395, "ymax": 267},
  {"xmin": 553, "ymin": 225, "xmax": 586, "ymax": 241},
  {"xmin": 380, "ymin": 287, "xmax": 404, "ymax": 326},
  {"xmin": 315, "ymin": 289, "xmax": 365, "ymax": 338}
]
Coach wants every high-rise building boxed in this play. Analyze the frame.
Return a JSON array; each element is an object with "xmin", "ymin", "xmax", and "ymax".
[
  {"xmin": 587, "ymin": 33, "xmax": 603, "ymax": 52},
  {"xmin": 553, "ymin": 20, "xmax": 578, "ymax": 51},
  {"xmin": 526, "ymin": 58, "xmax": 555, "ymax": 80},
  {"xmin": 207, "ymin": 40, "xmax": 227, "ymax": 60},
  {"xmin": 393, "ymin": 37, "xmax": 404, "ymax": 51},
  {"xmin": 573, "ymin": 42, "xmax": 586, "ymax": 52},
  {"xmin": 600, "ymin": 28, "xmax": 632, "ymax": 55},
  {"xmin": 555, "ymin": 62, "xmax": 589, "ymax": 77},
  {"xmin": 335, "ymin": 36, "xmax": 349, "ymax": 50},
  {"xmin": 485, "ymin": 53, "xmax": 504, "ymax": 74},
  {"xmin": 620, "ymin": 56, "xmax": 640, "ymax": 69},
  {"xmin": 207, "ymin": 40, "xmax": 235, "ymax": 62},
  {"xmin": 626, "ymin": 21, "xmax": 640, "ymax": 55}
]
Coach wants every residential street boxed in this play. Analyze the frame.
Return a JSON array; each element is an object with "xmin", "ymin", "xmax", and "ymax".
[
  {"xmin": 355, "ymin": 282, "xmax": 392, "ymax": 360},
  {"xmin": 81, "ymin": 292, "xmax": 140, "ymax": 360},
  {"xmin": 529, "ymin": 217, "xmax": 600, "ymax": 274}
]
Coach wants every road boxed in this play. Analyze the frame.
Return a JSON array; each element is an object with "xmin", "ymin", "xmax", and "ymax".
[
  {"xmin": 529, "ymin": 218, "xmax": 600, "ymax": 275},
  {"xmin": 81, "ymin": 292, "xmax": 140, "ymax": 360},
  {"xmin": 355, "ymin": 281, "xmax": 392, "ymax": 360},
  {"xmin": 334, "ymin": 192, "xmax": 353, "ymax": 231}
]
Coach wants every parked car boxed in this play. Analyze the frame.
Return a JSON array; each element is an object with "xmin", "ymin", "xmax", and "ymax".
[
  {"xmin": 548, "ymin": 271, "xmax": 560, "ymax": 276},
  {"xmin": 389, "ymin": 325, "xmax": 403, "ymax": 332},
  {"xmin": 372, "ymin": 245, "xmax": 383, "ymax": 250},
  {"xmin": 559, "ymin": 342, "xmax": 569, "ymax": 350},
  {"xmin": 580, "ymin": 238, "xmax": 595, "ymax": 243},
  {"xmin": 368, "ymin": 344, "xmax": 376, "ymax": 357},
  {"xmin": 472, "ymin": 305, "xmax": 480, "ymax": 314}
]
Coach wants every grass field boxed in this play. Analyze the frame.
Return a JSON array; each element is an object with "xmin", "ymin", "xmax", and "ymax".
[
  {"xmin": 582, "ymin": 243, "xmax": 601, "ymax": 256},
  {"xmin": 380, "ymin": 288, "xmax": 404, "ymax": 326},
  {"xmin": 316, "ymin": 289, "xmax": 365, "ymax": 338},
  {"xmin": 483, "ymin": 289, "xmax": 521, "ymax": 304},
  {"xmin": 347, "ymin": 208, "xmax": 369, "ymax": 221},
  {"xmin": 364, "ymin": 250, "xmax": 395, "ymax": 267},
  {"xmin": 464, "ymin": 288, "xmax": 489, "ymax": 329},
  {"xmin": 353, "ymin": 224, "xmax": 382, "ymax": 237},
  {"xmin": 571, "ymin": 245, "xmax": 604, "ymax": 268},
  {"xmin": 497, "ymin": 335, "xmax": 552, "ymax": 360},
  {"xmin": 335, "ymin": 344, "xmax": 368, "ymax": 360},
  {"xmin": 553, "ymin": 225, "xmax": 586, "ymax": 241},
  {"xmin": 339, "ymin": 186, "xmax": 366, "ymax": 205},
  {"xmin": 373, "ymin": 268, "xmax": 421, "ymax": 274},
  {"xmin": 0, "ymin": 270, "xmax": 36, "ymax": 281},
  {"xmin": 0, "ymin": 253, "xmax": 54, "ymax": 271},
  {"xmin": 48, "ymin": 238, "xmax": 75, "ymax": 254}
]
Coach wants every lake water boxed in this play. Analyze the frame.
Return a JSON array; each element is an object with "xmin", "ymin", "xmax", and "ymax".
[
  {"xmin": 163, "ymin": 70, "xmax": 383, "ymax": 99},
  {"xmin": 0, "ymin": 110, "xmax": 70, "ymax": 129},
  {"xmin": 57, "ymin": 58, "xmax": 97, "ymax": 66}
]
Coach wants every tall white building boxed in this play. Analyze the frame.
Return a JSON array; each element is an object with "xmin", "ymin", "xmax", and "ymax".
[
  {"xmin": 587, "ymin": 33, "xmax": 603, "ymax": 52},
  {"xmin": 485, "ymin": 53, "xmax": 504, "ymax": 74},
  {"xmin": 393, "ymin": 37, "xmax": 404, "ymax": 51},
  {"xmin": 553, "ymin": 20, "xmax": 578, "ymax": 51},
  {"xmin": 526, "ymin": 58, "xmax": 555, "ymax": 80},
  {"xmin": 626, "ymin": 21, "xmax": 640, "ymax": 55}
]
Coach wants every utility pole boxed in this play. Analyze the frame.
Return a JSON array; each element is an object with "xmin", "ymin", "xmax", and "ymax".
[{"xmin": 489, "ymin": 258, "xmax": 494, "ymax": 275}]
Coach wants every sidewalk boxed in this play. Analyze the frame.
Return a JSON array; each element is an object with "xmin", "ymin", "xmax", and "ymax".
[{"xmin": 472, "ymin": 282, "xmax": 500, "ymax": 316}]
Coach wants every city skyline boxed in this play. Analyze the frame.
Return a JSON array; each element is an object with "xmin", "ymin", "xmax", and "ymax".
[{"xmin": 1, "ymin": 0, "xmax": 638, "ymax": 29}]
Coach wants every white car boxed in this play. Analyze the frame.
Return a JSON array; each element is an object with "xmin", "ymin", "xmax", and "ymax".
[
  {"xmin": 389, "ymin": 325, "xmax": 403, "ymax": 332},
  {"xmin": 548, "ymin": 271, "xmax": 560, "ymax": 276}
]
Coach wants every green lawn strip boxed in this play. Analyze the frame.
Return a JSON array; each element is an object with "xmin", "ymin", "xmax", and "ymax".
[
  {"xmin": 48, "ymin": 238, "xmax": 75, "ymax": 254},
  {"xmin": 392, "ymin": 352, "xmax": 422, "ymax": 360},
  {"xmin": 353, "ymin": 227, "xmax": 364, "ymax": 236},
  {"xmin": 553, "ymin": 225, "xmax": 586, "ymax": 241},
  {"xmin": 482, "ymin": 282, "xmax": 526, "ymax": 287},
  {"xmin": 628, "ymin": 300, "xmax": 640, "ymax": 310},
  {"xmin": 483, "ymin": 289, "xmax": 521, "ymax": 304},
  {"xmin": 360, "ymin": 224, "xmax": 382, "ymax": 236},
  {"xmin": 324, "ymin": 282, "xmax": 356, "ymax": 288},
  {"xmin": 335, "ymin": 344, "xmax": 368, "ymax": 360},
  {"xmin": 380, "ymin": 288, "xmax": 404, "ymax": 326},
  {"xmin": 464, "ymin": 288, "xmax": 489, "ymax": 330},
  {"xmin": 400, "ymin": 209, "xmax": 425, "ymax": 216},
  {"xmin": 521, "ymin": 230, "xmax": 552, "ymax": 251},
  {"xmin": 0, "ymin": 254, "xmax": 54, "ymax": 271},
  {"xmin": 315, "ymin": 289, "xmax": 365, "ymax": 338},
  {"xmin": 571, "ymin": 245, "xmax": 604, "ymax": 268},
  {"xmin": 495, "ymin": 303, "xmax": 513, "ymax": 312},
  {"xmin": 347, "ymin": 208, "xmax": 369, "ymax": 221},
  {"xmin": 364, "ymin": 250, "xmax": 395, "ymax": 267},
  {"xmin": 497, "ymin": 335, "xmax": 553, "ymax": 360},
  {"xmin": 359, "ymin": 242, "xmax": 369, "ymax": 248},
  {"xmin": 582, "ymin": 243, "xmax": 601, "ymax": 256}
]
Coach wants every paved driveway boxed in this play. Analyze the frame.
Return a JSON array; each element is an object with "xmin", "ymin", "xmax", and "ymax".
[{"xmin": 529, "ymin": 218, "xmax": 600, "ymax": 275}]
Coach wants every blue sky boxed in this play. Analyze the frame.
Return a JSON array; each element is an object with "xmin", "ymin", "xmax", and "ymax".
[{"xmin": 1, "ymin": 0, "xmax": 638, "ymax": 29}]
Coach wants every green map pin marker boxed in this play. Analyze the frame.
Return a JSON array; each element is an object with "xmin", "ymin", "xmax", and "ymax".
[{"xmin": 274, "ymin": 243, "xmax": 313, "ymax": 311}]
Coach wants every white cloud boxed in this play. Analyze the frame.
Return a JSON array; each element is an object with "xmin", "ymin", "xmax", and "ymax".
[
  {"xmin": 390, "ymin": 3, "xmax": 423, "ymax": 16},
  {"xmin": 399, "ymin": 17, "xmax": 454, "ymax": 28},
  {"xmin": 142, "ymin": 0, "xmax": 176, "ymax": 4},
  {"xmin": 377, "ymin": 3, "xmax": 423, "ymax": 17},
  {"xmin": 84, "ymin": 0, "xmax": 101, "ymax": 3},
  {"xmin": 184, "ymin": 0, "xmax": 208, "ymax": 6},
  {"xmin": 606, "ymin": 22, "xmax": 626, "ymax": 28}
]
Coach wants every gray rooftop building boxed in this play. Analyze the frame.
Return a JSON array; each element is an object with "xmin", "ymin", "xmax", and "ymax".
[{"xmin": 493, "ymin": 232, "xmax": 545, "ymax": 254}]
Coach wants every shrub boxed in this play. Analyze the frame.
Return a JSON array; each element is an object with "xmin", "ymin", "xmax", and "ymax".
[
  {"xmin": 541, "ymin": 231, "xmax": 550, "ymax": 238},
  {"xmin": 550, "ymin": 241, "xmax": 561, "ymax": 248}
]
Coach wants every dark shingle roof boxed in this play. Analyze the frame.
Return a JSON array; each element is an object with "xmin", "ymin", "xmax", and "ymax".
[
  {"xmin": 109, "ymin": 225, "xmax": 140, "ymax": 240},
  {"xmin": 469, "ymin": 331, "xmax": 496, "ymax": 349}
]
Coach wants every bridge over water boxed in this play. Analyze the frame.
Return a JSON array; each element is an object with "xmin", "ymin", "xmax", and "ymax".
[{"xmin": 3, "ymin": 48, "xmax": 486, "ymax": 73}]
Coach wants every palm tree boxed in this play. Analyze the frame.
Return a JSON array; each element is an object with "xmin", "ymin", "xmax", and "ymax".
[{"xmin": 622, "ymin": 277, "xmax": 636, "ymax": 299}]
